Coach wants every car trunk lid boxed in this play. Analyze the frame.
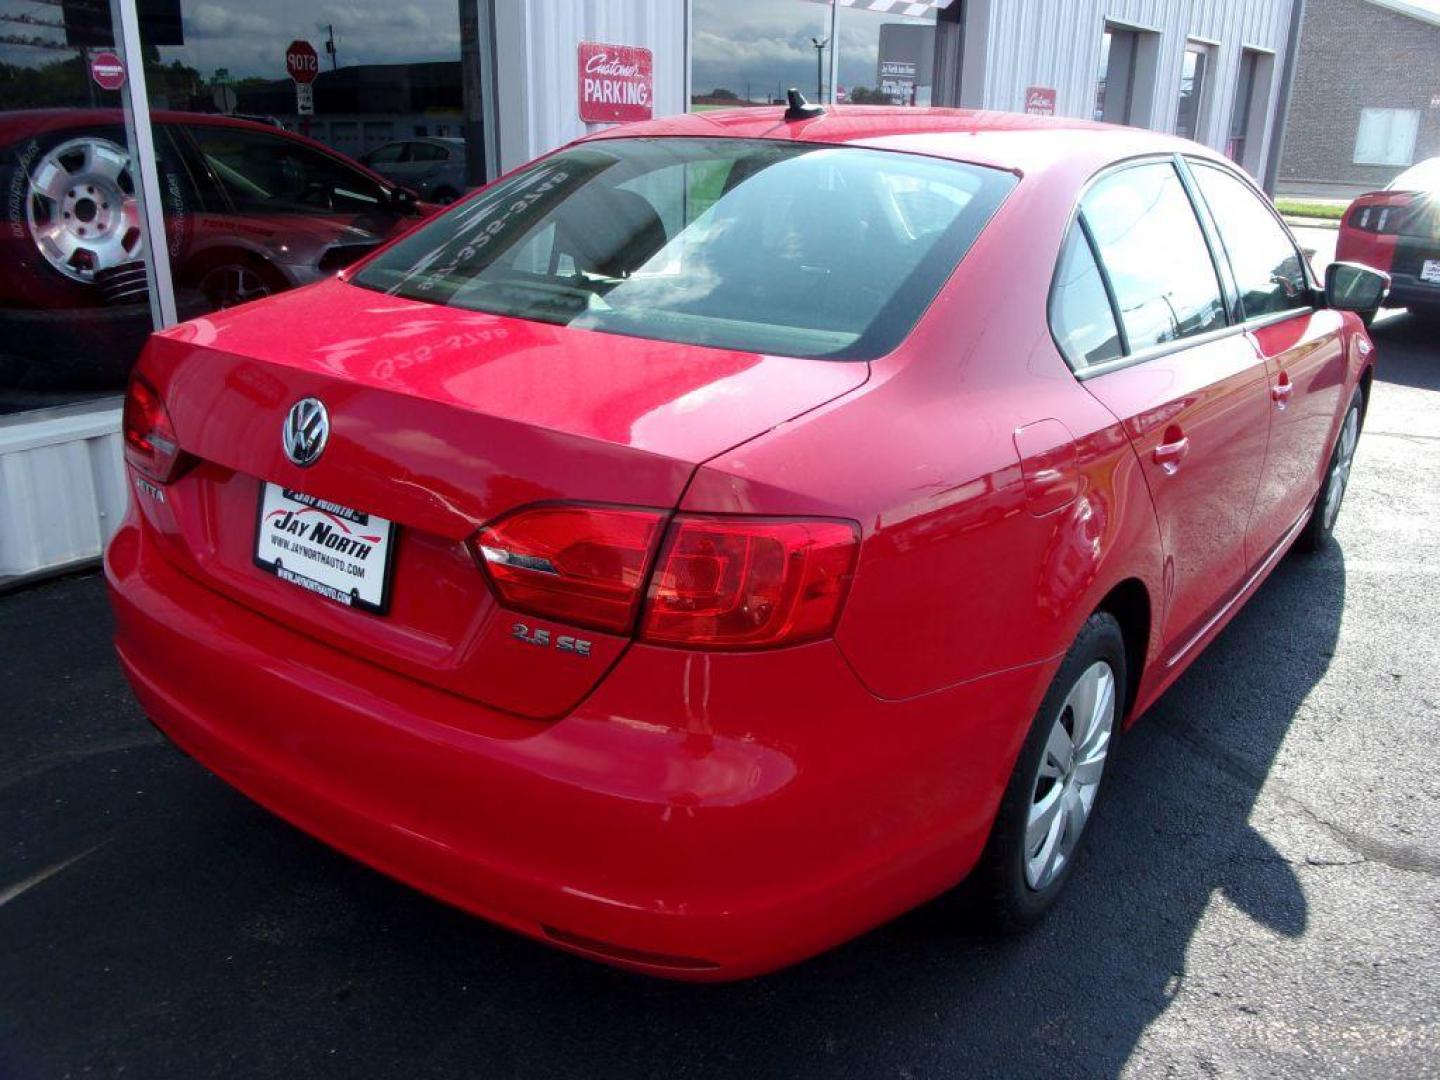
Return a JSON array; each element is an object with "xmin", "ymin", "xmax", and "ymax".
[{"xmin": 135, "ymin": 278, "xmax": 866, "ymax": 719}]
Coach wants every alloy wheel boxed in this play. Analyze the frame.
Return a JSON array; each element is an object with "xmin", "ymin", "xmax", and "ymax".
[
  {"xmin": 25, "ymin": 137, "xmax": 144, "ymax": 284},
  {"xmin": 1322, "ymin": 405, "xmax": 1360, "ymax": 532},
  {"xmin": 1024, "ymin": 659, "xmax": 1116, "ymax": 891}
]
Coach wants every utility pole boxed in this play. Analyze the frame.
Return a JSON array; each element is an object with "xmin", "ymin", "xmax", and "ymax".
[
  {"xmin": 811, "ymin": 36, "xmax": 829, "ymax": 102},
  {"xmin": 827, "ymin": 0, "xmax": 840, "ymax": 105},
  {"xmin": 324, "ymin": 23, "xmax": 337, "ymax": 71}
]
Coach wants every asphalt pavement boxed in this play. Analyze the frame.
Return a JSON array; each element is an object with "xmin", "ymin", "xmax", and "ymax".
[{"xmin": 2, "ymin": 311, "xmax": 1438, "ymax": 1079}]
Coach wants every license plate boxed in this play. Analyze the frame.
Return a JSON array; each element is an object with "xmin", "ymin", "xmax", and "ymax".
[
  {"xmin": 254, "ymin": 483, "xmax": 396, "ymax": 613},
  {"xmin": 1422, "ymin": 259, "xmax": 1440, "ymax": 285}
]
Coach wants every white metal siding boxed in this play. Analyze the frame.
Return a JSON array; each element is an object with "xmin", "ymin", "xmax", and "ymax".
[
  {"xmin": 971, "ymin": 0, "xmax": 1292, "ymax": 166},
  {"xmin": 0, "ymin": 406, "xmax": 126, "ymax": 580},
  {"xmin": 493, "ymin": 0, "xmax": 689, "ymax": 173}
]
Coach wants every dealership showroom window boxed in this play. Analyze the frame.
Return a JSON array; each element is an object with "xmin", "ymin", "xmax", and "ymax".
[{"xmin": 0, "ymin": 0, "xmax": 478, "ymax": 422}]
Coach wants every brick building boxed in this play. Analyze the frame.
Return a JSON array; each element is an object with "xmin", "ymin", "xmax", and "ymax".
[{"xmin": 1278, "ymin": 0, "xmax": 1440, "ymax": 196}]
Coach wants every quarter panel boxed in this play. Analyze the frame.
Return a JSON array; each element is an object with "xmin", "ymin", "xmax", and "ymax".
[{"xmin": 681, "ymin": 184, "xmax": 1166, "ymax": 701}]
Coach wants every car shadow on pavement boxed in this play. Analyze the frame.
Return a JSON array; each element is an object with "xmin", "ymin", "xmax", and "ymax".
[
  {"xmin": 1370, "ymin": 312, "xmax": 1440, "ymax": 392},
  {"xmin": 0, "ymin": 542, "xmax": 1345, "ymax": 1079}
]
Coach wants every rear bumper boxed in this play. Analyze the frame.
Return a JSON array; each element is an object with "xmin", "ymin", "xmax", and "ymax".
[
  {"xmin": 105, "ymin": 510, "xmax": 1053, "ymax": 979},
  {"xmin": 1386, "ymin": 273, "xmax": 1440, "ymax": 310}
]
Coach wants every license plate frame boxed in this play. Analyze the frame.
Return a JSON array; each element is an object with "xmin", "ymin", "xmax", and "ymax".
[{"xmin": 253, "ymin": 483, "xmax": 397, "ymax": 614}]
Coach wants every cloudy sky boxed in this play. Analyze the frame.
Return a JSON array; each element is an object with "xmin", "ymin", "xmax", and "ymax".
[{"xmin": 693, "ymin": 0, "xmax": 937, "ymax": 100}]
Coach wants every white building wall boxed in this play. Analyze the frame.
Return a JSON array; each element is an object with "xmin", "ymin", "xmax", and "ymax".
[
  {"xmin": 491, "ymin": 0, "xmax": 689, "ymax": 174},
  {"xmin": 0, "ymin": 404, "xmax": 127, "ymax": 583},
  {"xmin": 967, "ymin": 0, "xmax": 1292, "ymax": 171}
]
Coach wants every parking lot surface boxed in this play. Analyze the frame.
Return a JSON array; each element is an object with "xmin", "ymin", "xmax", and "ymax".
[{"xmin": 2, "ymin": 312, "xmax": 1438, "ymax": 1080}]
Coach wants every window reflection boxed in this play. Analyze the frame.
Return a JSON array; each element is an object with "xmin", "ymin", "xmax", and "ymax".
[
  {"xmin": 689, "ymin": 0, "xmax": 956, "ymax": 110},
  {"xmin": 1081, "ymin": 162, "xmax": 1227, "ymax": 350},
  {"xmin": 1191, "ymin": 163, "xmax": 1309, "ymax": 320}
]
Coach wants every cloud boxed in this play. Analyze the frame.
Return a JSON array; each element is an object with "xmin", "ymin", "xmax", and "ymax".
[
  {"xmin": 165, "ymin": 0, "xmax": 461, "ymax": 78},
  {"xmin": 693, "ymin": 0, "xmax": 925, "ymax": 98},
  {"xmin": 187, "ymin": 3, "xmax": 277, "ymax": 40}
]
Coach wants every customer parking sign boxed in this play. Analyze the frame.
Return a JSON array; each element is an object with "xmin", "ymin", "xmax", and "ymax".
[{"xmin": 578, "ymin": 42, "xmax": 653, "ymax": 123}]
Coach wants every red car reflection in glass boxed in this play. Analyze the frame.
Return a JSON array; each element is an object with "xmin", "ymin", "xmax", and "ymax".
[
  {"xmin": 0, "ymin": 109, "xmax": 430, "ymax": 391},
  {"xmin": 106, "ymin": 106, "xmax": 1378, "ymax": 980}
]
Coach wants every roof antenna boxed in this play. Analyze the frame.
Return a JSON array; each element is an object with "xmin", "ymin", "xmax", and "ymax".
[{"xmin": 784, "ymin": 88, "xmax": 825, "ymax": 121}]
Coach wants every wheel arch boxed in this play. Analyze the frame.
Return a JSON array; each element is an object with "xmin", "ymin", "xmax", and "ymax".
[
  {"xmin": 177, "ymin": 241, "xmax": 282, "ymax": 282},
  {"xmin": 1093, "ymin": 577, "xmax": 1152, "ymax": 723}
]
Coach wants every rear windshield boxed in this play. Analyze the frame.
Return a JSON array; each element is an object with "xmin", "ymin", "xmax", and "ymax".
[{"xmin": 351, "ymin": 137, "xmax": 1015, "ymax": 359}]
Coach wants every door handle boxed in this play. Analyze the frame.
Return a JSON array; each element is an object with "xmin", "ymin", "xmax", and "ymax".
[
  {"xmin": 1272, "ymin": 372, "xmax": 1294, "ymax": 407},
  {"xmin": 1152, "ymin": 432, "xmax": 1190, "ymax": 475}
]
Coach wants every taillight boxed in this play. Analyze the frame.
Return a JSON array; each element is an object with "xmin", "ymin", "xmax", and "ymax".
[
  {"xmin": 473, "ymin": 505, "xmax": 665, "ymax": 634},
  {"xmin": 641, "ymin": 516, "xmax": 858, "ymax": 649},
  {"xmin": 122, "ymin": 374, "xmax": 184, "ymax": 483},
  {"xmin": 1350, "ymin": 195, "xmax": 1415, "ymax": 234},
  {"xmin": 471, "ymin": 505, "xmax": 861, "ymax": 649}
]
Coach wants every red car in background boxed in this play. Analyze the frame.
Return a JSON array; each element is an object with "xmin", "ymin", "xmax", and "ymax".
[
  {"xmin": 0, "ymin": 109, "xmax": 430, "ymax": 393},
  {"xmin": 107, "ymin": 103, "xmax": 1386, "ymax": 979},
  {"xmin": 1335, "ymin": 156, "xmax": 1440, "ymax": 321}
]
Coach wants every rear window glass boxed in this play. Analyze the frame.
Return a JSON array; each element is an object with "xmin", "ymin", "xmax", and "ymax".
[{"xmin": 351, "ymin": 137, "xmax": 1015, "ymax": 359}]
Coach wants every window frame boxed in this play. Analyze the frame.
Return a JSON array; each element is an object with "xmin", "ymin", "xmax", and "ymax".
[
  {"xmin": 1047, "ymin": 152, "xmax": 1244, "ymax": 380},
  {"xmin": 1181, "ymin": 154, "xmax": 1318, "ymax": 329}
]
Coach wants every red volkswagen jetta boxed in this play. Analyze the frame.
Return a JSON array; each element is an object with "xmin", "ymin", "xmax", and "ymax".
[{"xmin": 106, "ymin": 105, "xmax": 1385, "ymax": 979}]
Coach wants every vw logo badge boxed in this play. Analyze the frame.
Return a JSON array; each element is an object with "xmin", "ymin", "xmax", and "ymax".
[{"xmin": 282, "ymin": 397, "xmax": 329, "ymax": 468}]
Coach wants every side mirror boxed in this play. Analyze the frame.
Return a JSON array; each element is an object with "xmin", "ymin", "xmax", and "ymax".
[{"xmin": 1325, "ymin": 261, "xmax": 1390, "ymax": 313}]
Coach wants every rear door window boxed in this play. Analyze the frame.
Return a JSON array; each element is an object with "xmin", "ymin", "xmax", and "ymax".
[
  {"xmin": 1081, "ymin": 161, "xmax": 1227, "ymax": 351},
  {"xmin": 1190, "ymin": 162, "xmax": 1310, "ymax": 320},
  {"xmin": 366, "ymin": 143, "xmax": 407, "ymax": 165}
]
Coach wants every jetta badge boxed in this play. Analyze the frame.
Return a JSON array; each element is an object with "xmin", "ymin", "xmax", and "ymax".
[{"xmin": 282, "ymin": 397, "xmax": 329, "ymax": 468}]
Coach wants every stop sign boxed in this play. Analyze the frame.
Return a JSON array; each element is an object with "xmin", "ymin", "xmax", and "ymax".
[
  {"xmin": 285, "ymin": 40, "xmax": 320, "ymax": 84},
  {"xmin": 90, "ymin": 51, "xmax": 126, "ymax": 92}
]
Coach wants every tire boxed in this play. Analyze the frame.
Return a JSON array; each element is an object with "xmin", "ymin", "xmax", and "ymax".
[
  {"xmin": 974, "ymin": 612, "xmax": 1127, "ymax": 931},
  {"xmin": 1295, "ymin": 386, "xmax": 1364, "ymax": 553}
]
